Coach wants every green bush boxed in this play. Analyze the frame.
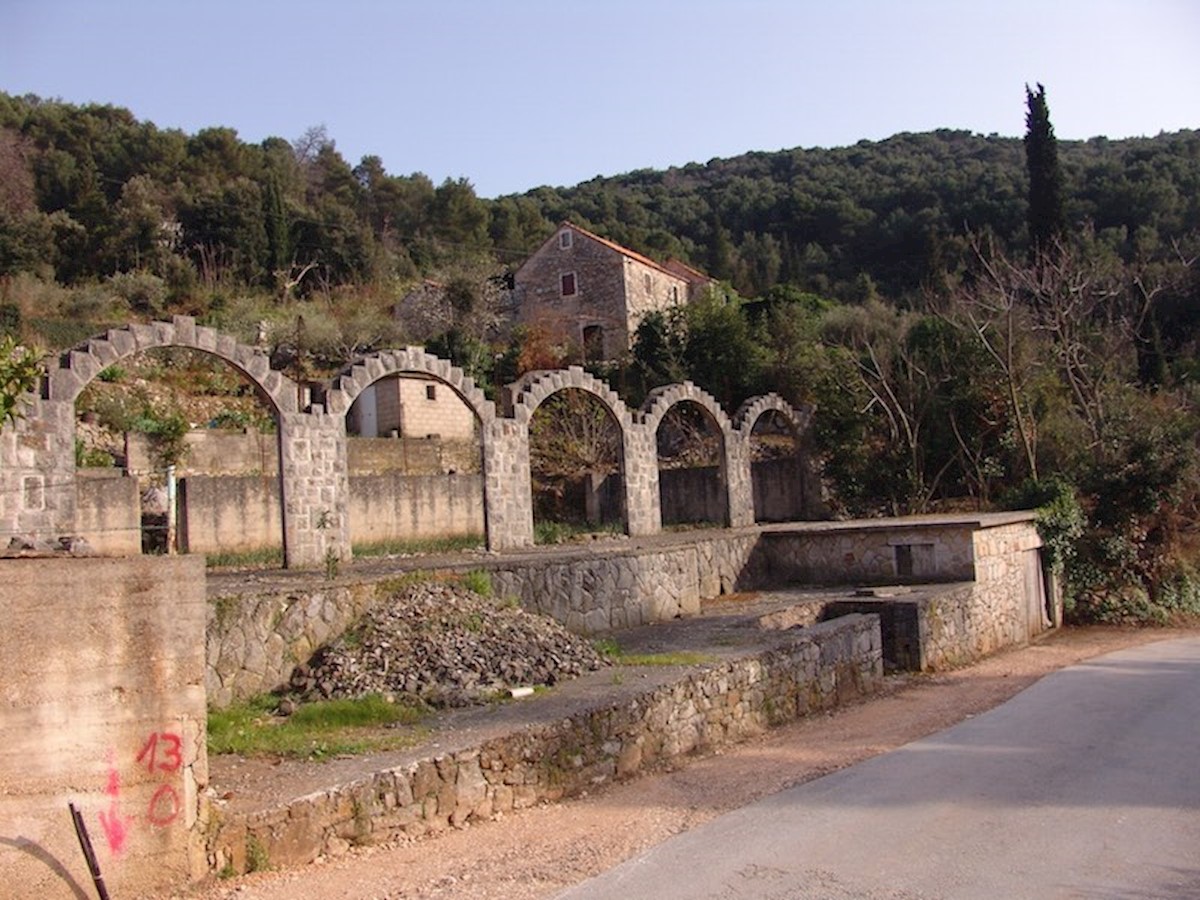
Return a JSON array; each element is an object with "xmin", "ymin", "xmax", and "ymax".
[{"xmin": 1003, "ymin": 477, "xmax": 1084, "ymax": 577}]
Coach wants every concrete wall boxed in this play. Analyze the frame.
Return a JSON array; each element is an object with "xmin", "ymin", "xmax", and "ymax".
[
  {"xmin": 208, "ymin": 614, "xmax": 882, "ymax": 875},
  {"xmin": 758, "ymin": 519, "xmax": 979, "ymax": 585},
  {"xmin": 347, "ymin": 435, "xmax": 459, "ymax": 475},
  {"xmin": 179, "ymin": 475, "xmax": 283, "ymax": 554},
  {"xmin": 0, "ymin": 556, "xmax": 209, "ymax": 897},
  {"xmin": 351, "ymin": 473, "xmax": 484, "ymax": 547},
  {"xmin": 127, "ymin": 429, "xmax": 280, "ymax": 477},
  {"xmin": 658, "ymin": 465, "xmax": 727, "ymax": 525},
  {"xmin": 75, "ymin": 470, "xmax": 141, "ymax": 555},
  {"xmin": 751, "ymin": 457, "xmax": 806, "ymax": 523},
  {"xmin": 178, "ymin": 473, "xmax": 485, "ymax": 556}
]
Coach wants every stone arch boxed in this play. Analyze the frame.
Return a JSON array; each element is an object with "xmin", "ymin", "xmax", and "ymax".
[
  {"xmin": 735, "ymin": 393, "xmax": 817, "ymax": 524},
  {"xmin": 734, "ymin": 393, "xmax": 812, "ymax": 438},
  {"xmin": 324, "ymin": 346, "xmax": 496, "ymax": 426},
  {"xmin": 640, "ymin": 382, "xmax": 736, "ymax": 528},
  {"xmin": 640, "ymin": 381, "xmax": 734, "ymax": 438},
  {"xmin": 31, "ymin": 316, "xmax": 319, "ymax": 565},
  {"xmin": 503, "ymin": 366, "xmax": 632, "ymax": 430},
  {"xmin": 324, "ymin": 346, "xmax": 498, "ymax": 550},
  {"xmin": 47, "ymin": 316, "xmax": 299, "ymax": 414},
  {"xmin": 502, "ymin": 367, "xmax": 658, "ymax": 540}
]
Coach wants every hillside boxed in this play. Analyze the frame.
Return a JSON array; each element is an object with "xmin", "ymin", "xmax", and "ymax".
[
  {"xmin": 2, "ymin": 92, "xmax": 1197, "ymax": 322},
  {"xmin": 3, "ymin": 93, "xmax": 1198, "ymax": 627}
]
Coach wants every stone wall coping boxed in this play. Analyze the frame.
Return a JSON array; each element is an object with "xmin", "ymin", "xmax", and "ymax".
[{"xmin": 757, "ymin": 511, "xmax": 1038, "ymax": 535}]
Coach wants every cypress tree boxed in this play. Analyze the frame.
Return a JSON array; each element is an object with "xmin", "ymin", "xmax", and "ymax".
[{"xmin": 1024, "ymin": 83, "xmax": 1066, "ymax": 259}]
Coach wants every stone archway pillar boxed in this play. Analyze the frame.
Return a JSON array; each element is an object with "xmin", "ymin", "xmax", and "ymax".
[
  {"xmin": 277, "ymin": 409, "xmax": 350, "ymax": 569},
  {"xmin": 483, "ymin": 419, "xmax": 534, "ymax": 550},
  {"xmin": 0, "ymin": 396, "xmax": 77, "ymax": 541},
  {"xmin": 623, "ymin": 422, "xmax": 661, "ymax": 536},
  {"xmin": 726, "ymin": 431, "xmax": 755, "ymax": 528}
]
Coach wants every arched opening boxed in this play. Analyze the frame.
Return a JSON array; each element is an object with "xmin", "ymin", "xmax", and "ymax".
[
  {"xmin": 73, "ymin": 346, "xmax": 283, "ymax": 562},
  {"xmin": 748, "ymin": 407, "xmax": 807, "ymax": 523},
  {"xmin": 655, "ymin": 400, "xmax": 729, "ymax": 527},
  {"xmin": 528, "ymin": 388, "xmax": 627, "ymax": 543},
  {"xmin": 343, "ymin": 372, "xmax": 486, "ymax": 555}
]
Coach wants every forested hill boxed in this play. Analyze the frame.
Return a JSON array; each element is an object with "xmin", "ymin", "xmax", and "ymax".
[
  {"xmin": 1, "ymin": 91, "xmax": 1198, "ymax": 304},
  {"xmin": 531, "ymin": 128, "xmax": 1200, "ymax": 298}
]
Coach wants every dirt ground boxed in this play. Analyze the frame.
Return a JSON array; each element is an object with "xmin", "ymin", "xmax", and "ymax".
[{"xmin": 178, "ymin": 625, "xmax": 1192, "ymax": 900}]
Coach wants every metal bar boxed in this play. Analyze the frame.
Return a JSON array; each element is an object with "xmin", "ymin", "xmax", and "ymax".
[{"xmin": 68, "ymin": 802, "xmax": 111, "ymax": 900}]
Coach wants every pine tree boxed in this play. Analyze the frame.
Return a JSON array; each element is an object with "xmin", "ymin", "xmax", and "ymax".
[{"xmin": 1024, "ymin": 83, "xmax": 1066, "ymax": 259}]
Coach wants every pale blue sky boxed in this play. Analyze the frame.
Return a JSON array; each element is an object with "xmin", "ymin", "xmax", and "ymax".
[{"xmin": 4, "ymin": 0, "xmax": 1198, "ymax": 198}]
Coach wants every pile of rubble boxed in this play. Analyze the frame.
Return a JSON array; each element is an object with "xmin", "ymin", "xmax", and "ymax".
[{"xmin": 288, "ymin": 581, "xmax": 607, "ymax": 707}]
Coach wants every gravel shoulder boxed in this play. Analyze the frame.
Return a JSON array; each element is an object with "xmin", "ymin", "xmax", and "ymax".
[{"xmin": 180, "ymin": 624, "xmax": 1193, "ymax": 900}]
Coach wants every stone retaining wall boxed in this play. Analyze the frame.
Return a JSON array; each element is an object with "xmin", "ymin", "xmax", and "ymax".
[
  {"xmin": 207, "ymin": 614, "xmax": 882, "ymax": 875},
  {"xmin": 207, "ymin": 582, "xmax": 384, "ymax": 709},
  {"xmin": 205, "ymin": 516, "xmax": 1053, "ymax": 707}
]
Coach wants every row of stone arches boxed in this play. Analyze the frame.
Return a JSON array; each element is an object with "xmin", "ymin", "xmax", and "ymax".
[{"xmin": 3, "ymin": 317, "xmax": 820, "ymax": 568}]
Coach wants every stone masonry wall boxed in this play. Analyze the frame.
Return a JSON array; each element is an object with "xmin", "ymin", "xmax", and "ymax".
[
  {"xmin": 207, "ymin": 614, "xmax": 882, "ymax": 875},
  {"xmin": 8, "ymin": 316, "xmax": 820, "ymax": 567},
  {"xmin": 759, "ymin": 521, "xmax": 978, "ymax": 585},
  {"xmin": 0, "ymin": 556, "xmax": 209, "ymax": 897},
  {"xmin": 207, "ymin": 581, "xmax": 384, "ymax": 709}
]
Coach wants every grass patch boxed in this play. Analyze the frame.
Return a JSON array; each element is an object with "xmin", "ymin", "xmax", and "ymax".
[
  {"xmin": 352, "ymin": 534, "xmax": 484, "ymax": 557},
  {"xmin": 205, "ymin": 547, "xmax": 284, "ymax": 569},
  {"xmin": 534, "ymin": 520, "xmax": 624, "ymax": 545},
  {"xmin": 459, "ymin": 568, "xmax": 492, "ymax": 596},
  {"xmin": 614, "ymin": 651, "xmax": 715, "ymax": 666},
  {"xmin": 208, "ymin": 694, "xmax": 428, "ymax": 760},
  {"xmin": 593, "ymin": 637, "xmax": 713, "ymax": 667}
]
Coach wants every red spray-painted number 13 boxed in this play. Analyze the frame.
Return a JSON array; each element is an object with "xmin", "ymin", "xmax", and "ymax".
[{"xmin": 136, "ymin": 732, "xmax": 183, "ymax": 774}]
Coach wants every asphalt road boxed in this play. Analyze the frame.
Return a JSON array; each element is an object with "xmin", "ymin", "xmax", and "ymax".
[{"xmin": 559, "ymin": 637, "xmax": 1200, "ymax": 900}]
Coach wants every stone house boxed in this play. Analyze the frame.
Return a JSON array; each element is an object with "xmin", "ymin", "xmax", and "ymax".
[
  {"xmin": 512, "ymin": 222, "xmax": 713, "ymax": 361},
  {"xmin": 347, "ymin": 374, "xmax": 475, "ymax": 441}
]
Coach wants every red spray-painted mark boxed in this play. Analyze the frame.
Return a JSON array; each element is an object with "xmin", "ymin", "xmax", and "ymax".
[
  {"xmin": 94, "ymin": 731, "xmax": 186, "ymax": 851},
  {"xmin": 98, "ymin": 803, "xmax": 133, "ymax": 855},
  {"xmin": 146, "ymin": 783, "xmax": 182, "ymax": 826},
  {"xmin": 136, "ymin": 732, "xmax": 183, "ymax": 773},
  {"xmin": 97, "ymin": 758, "xmax": 133, "ymax": 855}
]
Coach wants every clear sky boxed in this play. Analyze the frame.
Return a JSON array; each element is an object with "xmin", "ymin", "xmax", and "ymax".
[{"xmin": 4, "ymin": 0, "xmax": 1198, "ymax": 198}]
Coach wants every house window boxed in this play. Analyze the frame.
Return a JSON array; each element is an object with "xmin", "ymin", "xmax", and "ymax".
[
  {"xmin": 669, "ymin": 285, "xmax": 680, "ymax": 303},
  {"xmin": 559, "ymin": 230, "xmax": 573, "ymax": 250},
  {"xmin": 644, "ymin": 273, "xmax": 652, "ymax": 293},
  {"xmin": 425, "ymin": 384, "xmax": 437, "ymax": 401},
  {"xmin": 561, "ymin": 272, "xmax": 577, "ymax": 296},
  {"xmin": 582, "ymin": 325, "xmax": 604, "ymax": 362}
]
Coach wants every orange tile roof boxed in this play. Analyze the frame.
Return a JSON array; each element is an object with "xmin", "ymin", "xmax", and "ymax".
[{"xmin": 559, "ymin": 222, "xmax": 710, "ymax": 283}]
